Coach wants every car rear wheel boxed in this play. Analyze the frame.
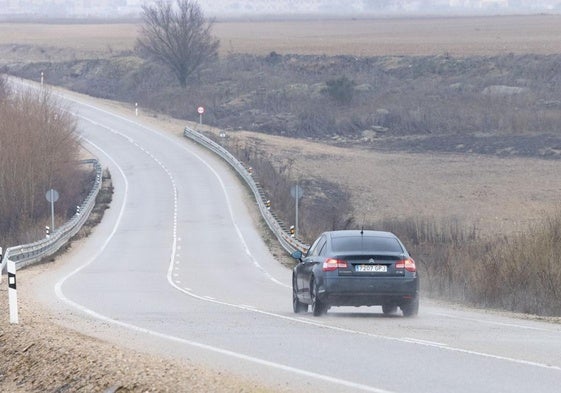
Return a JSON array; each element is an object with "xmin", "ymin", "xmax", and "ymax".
[
  {"xmin": 401, "ymin": 297, "xmax": 419, "ymax": 317},
  {"xmin": 382, "ymin": 304, "xmax": 398, "ymax": 315},
  {"xmin": 311, "ymin": 279, "xmax": 327, "ymax": 316},
  {"xmin": 293, "ymin": 277, "xmax": 308, "ymax": 313}
]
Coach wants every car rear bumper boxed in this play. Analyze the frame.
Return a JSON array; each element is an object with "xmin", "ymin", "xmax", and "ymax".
[{"xmin": 320, "ymin": 276, "xmax": 419, "ymax": 307}]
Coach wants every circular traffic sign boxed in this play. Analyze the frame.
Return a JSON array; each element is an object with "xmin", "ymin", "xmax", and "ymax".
[
  {"xmin": 290, "ymin": 184, "xmax": 303, "ymax": 199},
  {"xmin": 197, "ymin": 106, "xmax": 205, "ymax": 114},
  {"xmin": 45, "ymin": 189, "xmax": 59, "ymax": 203}
]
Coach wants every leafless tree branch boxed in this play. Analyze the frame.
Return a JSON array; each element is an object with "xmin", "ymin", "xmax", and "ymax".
[{"xmin": 136, "ymin": 0, "xmax": 219, "ymax": 87}]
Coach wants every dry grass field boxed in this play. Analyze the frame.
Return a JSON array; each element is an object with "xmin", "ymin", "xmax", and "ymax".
[
  {"xmin": 1, "ymin": 14, "xmax": 561, "ymax": 57},
  {"xmin": 198, "ymin": 127, "xmax": 561, "ymax": 239},
  {"xmin": 214, "ymin": 14, "xmax": 561, "ymax": 56}
]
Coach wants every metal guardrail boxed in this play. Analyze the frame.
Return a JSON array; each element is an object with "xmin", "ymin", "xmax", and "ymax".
[
  {"xmin": 1, "ymin": 159, "xmax": 102, "ymax": 272},
  {"xmin": 183, "ymin": 127, "xmax": 309, "ymax": 254}
]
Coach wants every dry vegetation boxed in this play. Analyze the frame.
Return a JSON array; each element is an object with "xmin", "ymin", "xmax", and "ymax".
[{"xmin": 0, "ymin": 77, "xmax": 90, "ymax": 246}]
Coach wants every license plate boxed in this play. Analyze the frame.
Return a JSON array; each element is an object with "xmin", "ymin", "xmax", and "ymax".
[{"xmin": 355, "ymin": 264, "xmax": 387, "ymax": 272}]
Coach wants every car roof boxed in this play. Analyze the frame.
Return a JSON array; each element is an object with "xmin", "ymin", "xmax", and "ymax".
[{"xmin": 325, "ymin": 230, "xmax": 397, "ymax": 239}]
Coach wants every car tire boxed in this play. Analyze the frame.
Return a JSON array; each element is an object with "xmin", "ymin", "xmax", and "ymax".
[
  {"xmin": 401, "ymin": 297, "xmax": 419, "ymax": 317},
  {"xmin": 293, "ymin": 277, "xmax": 308, "ymax": 313},
  {"xmin": 382, "ymin": 304, "xmax": 398, "ymax": 315},
  {"xmin": 311, "ymin": 279, "xmax": 327, "ymax": 316}
]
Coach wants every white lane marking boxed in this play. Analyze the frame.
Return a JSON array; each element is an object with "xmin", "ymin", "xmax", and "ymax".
[
  {"xmin": 401, "ymin": 338, "xmax": 448, "ymax": 347},
  {"xmin": 168, "ymin": 279, "xmax": 561, "ymax": 373},
  {"xmin": 431, "ymin": 311, "xmax": 560, "ymax": 332},
  {"xmin": 51, "ymin": 115, "xmax": 394, "ymax": 393}
]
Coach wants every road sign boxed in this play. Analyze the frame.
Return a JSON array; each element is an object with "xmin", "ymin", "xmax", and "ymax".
[
  {"xmin": 45, "ymin": 189, "xmax": 59, "ymax": 202},
  {"xmin": 197, "ymin": 106, "xmax": 205, "ymax": 125},
  {"xmin": 290, "ymin": 184, "xmax": 303, "ymax": 199}
]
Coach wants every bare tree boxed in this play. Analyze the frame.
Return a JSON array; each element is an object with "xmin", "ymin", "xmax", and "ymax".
[
  {"xmin": 136, "ymin": 0, "xmax": 220, "ymax": 88},
  {"xmin": 0, "ymin": 87, "xmax": 82, "ymax": 245}
]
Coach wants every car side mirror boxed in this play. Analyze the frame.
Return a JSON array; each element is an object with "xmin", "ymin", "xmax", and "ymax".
[{"xmin": 291, "ymin": 250, "xmax": 303, "ymax": 260}]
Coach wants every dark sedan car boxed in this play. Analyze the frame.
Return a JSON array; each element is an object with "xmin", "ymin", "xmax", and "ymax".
[{"xmin": 291, "ymin": 230, "xmax": 419, "ymax": 317}]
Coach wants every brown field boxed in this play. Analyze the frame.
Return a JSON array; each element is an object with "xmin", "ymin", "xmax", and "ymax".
[
  {"xmin": 2, "ymin": 14, "xmax": 561, "ymax": 238},
  {"xmin": 214, "ymin": 14, "xmax": 561, "ymax": 56},
  {"xmin": 196, "ymin": 126, "xmax": 561, "ymax": 239},
  {"xmin": 1, "ymin": 14, "xmax": 561, "ymax": 57}
]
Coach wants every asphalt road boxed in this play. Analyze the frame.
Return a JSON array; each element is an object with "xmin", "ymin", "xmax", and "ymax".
[{"xmin": 22, "ymin": 82, "xmax": 561, "ymax": 393}]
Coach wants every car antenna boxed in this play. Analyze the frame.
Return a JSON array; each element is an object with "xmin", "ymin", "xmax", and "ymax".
[{"xmin": 360, "ymin": 226, "xmax": 364, "ymax": 235}]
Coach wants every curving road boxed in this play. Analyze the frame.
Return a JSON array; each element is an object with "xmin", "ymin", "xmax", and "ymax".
[{"xmin": 23, "ymin": 82, "xmax": 561, "ymax": 393}]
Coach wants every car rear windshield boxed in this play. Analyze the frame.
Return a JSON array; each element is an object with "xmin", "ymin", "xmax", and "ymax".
[{"xmin": 331, "ymin": 236, "xmax": 403, "ymax": 253}]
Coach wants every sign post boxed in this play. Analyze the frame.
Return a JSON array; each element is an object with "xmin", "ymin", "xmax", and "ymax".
[
  {"xmin": 46, "ymin": 189, "xmax": 59, "ymax": 232},
  {"xmin": 290, "ymin": 183, "xmax": 304, "ymax": 238}
]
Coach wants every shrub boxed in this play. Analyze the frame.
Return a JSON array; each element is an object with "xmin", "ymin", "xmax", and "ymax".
[
  {"xmin": 322, "ymin": 76, "xmax": 356, "ymax": 105},
  {"xmin": 383, "ymin": 214, "xmax": 561, "ymax": 316}
]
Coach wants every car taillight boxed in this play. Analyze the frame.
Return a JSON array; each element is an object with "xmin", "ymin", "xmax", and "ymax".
[
  {"xmin": 323, "ymin": 258, "xmax": 348, "ymax": 271},
  {"xmin": 395, "ymin": 258, "xmax": 416, "ymax": 272}
]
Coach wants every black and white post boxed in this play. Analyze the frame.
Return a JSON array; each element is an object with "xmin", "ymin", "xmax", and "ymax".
[{"xmin": 8, "ymin": 259, "xmax": 18, "ymax": 324}]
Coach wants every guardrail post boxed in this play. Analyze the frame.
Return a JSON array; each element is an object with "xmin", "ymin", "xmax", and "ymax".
[{"xmin": 8, "ymin": 259, "xmax": 18, "ymax": 324}]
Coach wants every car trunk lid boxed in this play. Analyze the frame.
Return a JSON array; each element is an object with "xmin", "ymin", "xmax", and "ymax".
[{"xmin": 336, "ymin": 254, "xmax": 406, "ymax": 276}]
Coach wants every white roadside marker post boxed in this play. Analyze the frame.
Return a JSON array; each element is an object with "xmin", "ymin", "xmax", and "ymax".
[{"xmin": 8, "ymin": 259, "xmax": 18, "ymax": 324}]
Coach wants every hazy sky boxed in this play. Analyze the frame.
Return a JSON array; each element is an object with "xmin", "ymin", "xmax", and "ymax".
[
  {"xmin": 1, "ymin": 0, "xmax": 560, "ymax": 17},
  {"xmin": 200, "ymin": 1, "xmax": 561, "ymax": 16}
]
